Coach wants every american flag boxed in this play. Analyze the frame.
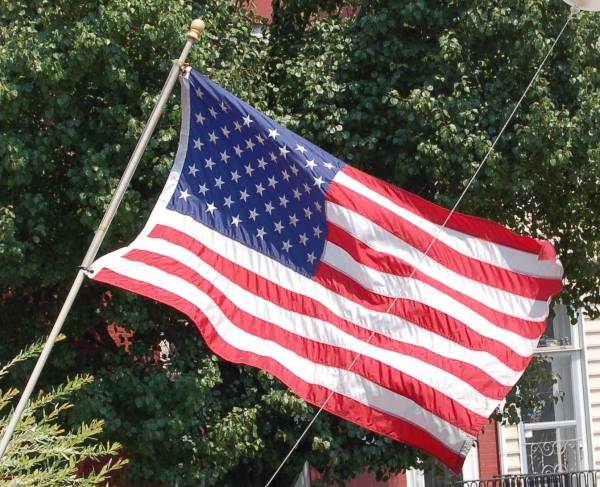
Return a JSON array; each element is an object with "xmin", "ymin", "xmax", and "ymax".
[{"xmin": 89, "ymin": 68, "xmax": 563, "ymax": 471}]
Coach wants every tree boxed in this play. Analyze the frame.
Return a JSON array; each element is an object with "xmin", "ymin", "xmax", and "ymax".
[
  {"xmin": 0, "ymin": 0, "xmax": 597, "ymax": 485},
  {"xmin": 0, "ymin": 338, "xmax": 126, "ymax": 485}
]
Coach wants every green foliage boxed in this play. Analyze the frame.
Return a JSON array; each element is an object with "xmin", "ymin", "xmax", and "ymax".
[
  {"xmin": 0, "ymin": 338, "xmax": 126, "ymax": 485},
  {"xmin": 0, "ymin": 0, "xmax": 598, "ymax": 485}
]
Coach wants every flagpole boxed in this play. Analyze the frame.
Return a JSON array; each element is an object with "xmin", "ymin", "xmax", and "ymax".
[{"xmin": 0, "ymin": 18, "xmax": 205, "ymax": 461}]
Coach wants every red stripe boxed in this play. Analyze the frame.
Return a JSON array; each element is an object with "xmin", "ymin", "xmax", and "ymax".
[
  {"xmin": 122, "ymin": 247, "xmax": 488, "ymax": 434},
  {"xmin": 326, "ymin": 180, "xmax": 562, "ymax": 300},
  {"xmin": 342, "ymin": 165, "xmax": 557, "ymax": 258},
  {"xmin": 92, "ymin": 267, "xmax": 468, "ymax": 472},
  {"xmin": 326, "ymin": 223, "xmax": 547, "ymax": 340},
  {"xmin": 315, "ymin": 262, "xmax": 534, "ymax": 372},
  {"xmin": 149, "ymin": 224, "xmax": 512, "ymax": 398}
]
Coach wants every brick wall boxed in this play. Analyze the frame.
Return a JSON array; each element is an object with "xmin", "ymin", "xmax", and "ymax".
[{"xmin": 477, "ymin": 422, "xmax": 501, "ymax": 479}]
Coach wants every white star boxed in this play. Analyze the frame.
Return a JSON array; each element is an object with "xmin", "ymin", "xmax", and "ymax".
[
  {"xmin": 224, "ymin": 195, "xmax": 234, "ymax": 208},
  {"xmin": 179, "ymin": 189, "xmax": 191, "ymax": 201},
  {"xmin": 231, "ymin": 214, "xmax": 242, "ymax": 226},
  {"xmin": 257, "ymin": 158, "xmax": 267, "ymax": 170},
  {"xmin": 281, "ymin": 170, "xmax": 290, "ymax": 182},
  {"xmin": 255, "ymin": 183, "xmax": 265, "ymax": 196},
  {"xmin": 234, "ymin": 120, "xmax": 243, "ymax": 132},
  {"xmin": 234, "ymin": 145, "xmax": 244, "ymax": 157},
  {"xmin": 214, "ymin": 176, "xmax": 225, "ymax": 189},
  {"xmin": 195, "ymin": 87, "xmax": 204, "ymax": 98},
  {"xmin": 230, "ymin": 170, "xmax": 241, "ymax": 183},
  {"xmin": 221, "ymin": 126, "xmax": 231, "ymax": 138},
  {"xmin": 195, "ymin": 112, "xmax": 206, "ymax": 124},
  {"xmin": 304, "ymin": 207, "xmax": 313, "ymax": 219},
  {"xmin": 193, "ymin": 138, "xmax": 204, "ymax": 150},
  {"xmin": 299, "ymin": 233, "xmax": 309, "ymax": 245},
  {"xmin": 289, "ymin": 214, "xmax": 299, "ymax": 226},
  {"xmin": 208, "ymin": 131, "xmax": 219, "ymax": 144},
  {"xmin": 220, "ymin": 100, "xmax": 229, "ymax": 112},
  {"xmin": 204, "ymin": 157, "xmax": 216, "ymax": 170},
  {"xmin": 313, "ymin": 176, "xmax": 324, "ymax": 188},
  {"xmin": 208, "ymin": 107, "xmax": 218, "ymax": 119},
  {"xmin": 265, "ymin": 201, "xmax": 275, "ymax": 214},
  {"xmin": 239, "ymin": 189, "xmax": 250, "ymax": 202},
  {"xmin": 188, "ymin": 164, "xmax": 199, "ymax": 177},
  {"xmin": 256, "ymin": 227, "xmax": 266, "ymax": 239},
  {"xmin": 220, "ymin": 151, "xmax": 230, "ymax": 163},
  {"xmin": 305, "ymin": 159, "xmax": 317, "ymax": 170},
  {"xmin": 249, "ymin": 209, "xmax": 259, "ymax": 221},
  {"xmin": 243, "ymin": 114, "xmax": 253, "ymax": 127},
  {"xmin": 269, "ymin": 152, "xmax": 278, "ymax": 162},
  {"xmin": 206, "ymin": 202, "xmax": 217, "ymax": 214},
  {"xmin": 313, "ymin": 225, "xmax": 323, "ymax": 238},
  {"xmin": 279, "ymin": 195, "xmax": 289, "ymax": 208},
  {"xmin": 296, "ymin": 144, "xmax": 306, "ymax": 153},
  {"xmin": 198, "ymin": 183, "xmax": 209, "ymax": 195},
  {"xmin": 303, "ymin": 182, "xmax": 311, "ymax": 193},
  {"xmin": 279, "ymin": 145, "xmax": 289, "ymax": 158},
  {"xmin": 245, "ymin": 139, "xmax": 255, "ymax": 151},
  {"xmin": 267, "ymin": 176, "xmax": 278, "ymax": 188},
  {"xmin": 255, "ymin": 134, "xmax": 265, "ymax": 145},
  {"xmin": 274, "ymin": 221, "xmax": 284, "ymax": 233},
  {"xmin": 292, "ymin": 188, "xmax": 302, "ymax": 200},
  {"xmin": 314, "ymin": 201, "xmax": 322, "ymax": 211},
  {"xmin": 307, "ymin": 252, "xmax": 316, "ymax": 264},
  {"xmin": 323, "ymin": 161, "xmax": 335, "ymax": 170},
  {"xmin": 268, "ymin": 128, "xmax": 279, "ymax": 139},
  {"xmin": 282, "ymin": 240, "xmax": 292, "ymax": 252},
  {"xmin": 244, "ymin": 163, "xmax": 254, "ymax": 176},
  {"xmin": 290, "ymin": 165, "xmax": 299, "ymax": 176}
]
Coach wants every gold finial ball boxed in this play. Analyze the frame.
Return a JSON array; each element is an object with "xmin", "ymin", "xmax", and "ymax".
[{"xmin": 187, "ymin": 18, "xmax": 205, "ymax": 43}]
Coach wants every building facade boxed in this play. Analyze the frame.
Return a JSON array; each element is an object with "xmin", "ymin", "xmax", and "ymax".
[{"xmin": 496, "ymin": 306, "xmax": 598, "ymax": 477}]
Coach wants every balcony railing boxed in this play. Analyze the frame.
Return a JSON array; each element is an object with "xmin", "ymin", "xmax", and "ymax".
[
  {"xmin": 440, "ymin": 470, "xmax": 600, "ymax": 487},
  {"xmin": 525, "ymin": 439, "xmax": 581, "ymax": 474}
]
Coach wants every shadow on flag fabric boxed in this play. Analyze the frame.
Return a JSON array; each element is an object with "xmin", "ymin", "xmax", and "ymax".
[{"xmin": 88, "ymin": 68, "xmax": 564, "ymax": 471}]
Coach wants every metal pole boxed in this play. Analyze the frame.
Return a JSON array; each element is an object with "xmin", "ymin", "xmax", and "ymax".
[{"xmin": 0, "ymin": 18, "xmax": 206, "ymax": 460}]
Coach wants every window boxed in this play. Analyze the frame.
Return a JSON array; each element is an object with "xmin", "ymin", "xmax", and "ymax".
[{"xmin": 519, "ymin": 305, "xmax": 592, "ymax": 474}]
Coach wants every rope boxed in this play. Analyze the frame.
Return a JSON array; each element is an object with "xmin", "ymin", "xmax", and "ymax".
[{"xmin": 264, "ymin": 10, "xmax": 575, "ymax": 487}]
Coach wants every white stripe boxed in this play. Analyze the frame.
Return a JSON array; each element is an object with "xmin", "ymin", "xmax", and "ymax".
[
  {"xmin": 136, "ymin": 76, "xmax": 191, "ymax": 237},
  {"xmin": 322, "ymin": 242, "xmax": 539, "ymax": 357},
  {"xmin": 334, "ymin": 171, "xmax": 563, "ymax": 279},
  {"xmin": 326, "ymin": 202, "xmax": 548, "ymax": 320},
  {"xmin": 90, "ymin": 210, "xmax": 533, "ymax": 378},
  {"xmin": 97, "ymin": 254, "xmax": 473, "ymax": 454},
  {"xmin": 128, "ymin": 236, "xmax": 498, "ymax": 416}
]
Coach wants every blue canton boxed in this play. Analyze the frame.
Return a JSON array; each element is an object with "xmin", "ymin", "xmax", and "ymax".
[{"xmin": 167, "ymin": 69, "xmax": 345, "ymax": 276}]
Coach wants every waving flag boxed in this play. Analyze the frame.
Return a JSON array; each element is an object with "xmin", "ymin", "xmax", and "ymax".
[{"xmin": 88, "ymin": 68, "xmax": 563, "ymax": 471}]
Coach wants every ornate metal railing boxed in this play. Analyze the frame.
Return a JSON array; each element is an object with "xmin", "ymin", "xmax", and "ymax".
[
  {"xmin": 440, "ymin": 470, "xmax": 600, "ymax": 487},
  {"xmin": 525, "ymin": 439, "xmax": 581, "ymax": 474}
]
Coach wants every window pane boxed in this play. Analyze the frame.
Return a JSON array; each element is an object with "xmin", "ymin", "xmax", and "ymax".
[
  {"xmin": 552, "ymin": 355, "xmax": 575, "ymax": 422},
  {"xmin": 538, "ymin": 304, "xmax": 573, "ymax": 348},
  {"xmin": 524, "ymin": 355, "xmax": 575, "ymax": 423},
  {"xmin": 525, "ymin": 426, "xmax": 580, "ymax": 474}
]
